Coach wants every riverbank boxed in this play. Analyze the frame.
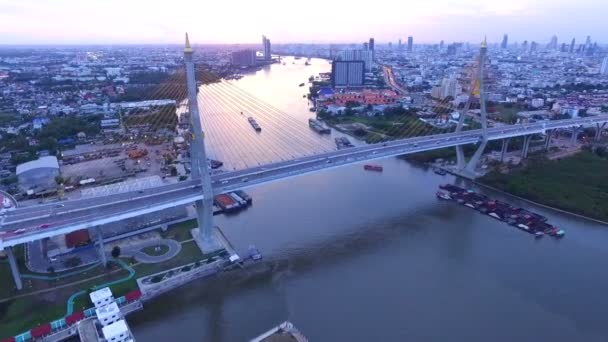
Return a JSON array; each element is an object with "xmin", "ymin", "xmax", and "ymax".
[{"xmin": 479, "ymin": 151, "xmax": 608, "ymax": 223}]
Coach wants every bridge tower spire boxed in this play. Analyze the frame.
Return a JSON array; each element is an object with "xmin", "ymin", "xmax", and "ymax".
[
  {"xmin": 454, "ymin": 38, "xmax": 490, "ymax": 176},
  {"xmin": 183, "ymin": 33, "xmax": 220, "ymax": 252}
]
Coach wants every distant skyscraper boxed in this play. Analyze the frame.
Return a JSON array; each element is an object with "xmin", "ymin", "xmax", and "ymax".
[
  {"xmin": 530, "ymin": 41, "xmax": 538, "ymax": 52},
  {"xmin": 363, "ymin": 42, "xmax": 369, "ymax": 50},
  {"xmin": 439, "ymin": 40, "xmax": 444, "ymax": 49},
  {"xmin": 548, "ymin": 35, "xmax": 558, "ymax": 50},
  {"xmin": 398, "ymin": 38, "xmax": 402, "ymax": 50},
  {"xmin": 601, "ymin": 57, "xmax": 608, "ymax": 75},
  {"xmin": 560, "ymin": 43, "xmax": 567, "ymax": 52},
  {"xmin": 569, "ymin": 38, "xmax": 576, "ymax": 53},
  {"xmin": 331, "ymin": 61, "xmax": 364, "ymax": 87},
  {"xmin": 231, "ymin": 49, "xmax": 257, "ymax": 66},
  {"xmin": 262, "ymin": 35, "xmax": 271, "ymax": 61},
  {"xmin": 522, "ymin": 40, "xmax": 528, "ymax": 51},
  {"xmin": 407, "ymin": 36, "xmax": 413, "ymax": 52},
  {"xmin": 368, "ymin": 38, "xmax": 375, "ymax": 51},
  {"xmin": 586, "ymin": 35, "xmax": 592, "ymax": 46},
  {"xmin": 388, "ymin": 42, "xmax": 393, "ymax": 49},
  {"xmin": 501, "ymin": 34, "xmax": 508, "ymax": 49}
]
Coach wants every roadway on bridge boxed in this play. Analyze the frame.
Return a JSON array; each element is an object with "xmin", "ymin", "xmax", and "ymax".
[{"xmin": 1, "ymin": 115, "xmax": 607, "ymax": 247}]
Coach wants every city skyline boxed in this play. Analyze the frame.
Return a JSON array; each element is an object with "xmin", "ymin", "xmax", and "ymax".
[{"xmin": 0, "ymin": 0, "xmax": 607, "ymax": 45}]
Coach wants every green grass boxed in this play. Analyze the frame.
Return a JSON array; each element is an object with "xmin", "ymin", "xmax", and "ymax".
[
  {"xmin": 481, "ymin": 151, "xmax": 608, "ymax": 221},
  {"xmin": 161, "ymin": 219, "xmax": 197, "ymax": 242},
  {"xmin": 489, "ymin": 104, "xmax": 522, "ymax": 124},
  {"xmin": 141, "ymin": 245, "xmax": 170, "ymax": 256}
]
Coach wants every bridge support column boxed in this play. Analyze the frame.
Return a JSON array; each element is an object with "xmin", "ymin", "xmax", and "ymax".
[
  {"xmin": 500, "ymin": 138, "xmax": 511, "ymax": 162},
  {"xmin": 6, "ymin": 246, "xmax": 23, "ymax": 290},
  {"xmin": 595, "ymin": 123, "xmax": 606, "ymax": 142},
  {"xmin": 544, "ymin": 130, "xmax": 552, "ymax": 150},
  {"xmin": 464, "ymin": 139, "xmax": 488, "ymax": 175},
  {"xmin": 94, "ymin": 227, "xmax": 107, "ymax": 267},
  {"xmin": 571, "ymin": 127, "xmax": 580, "ymax": 144},
  {"xmin": 521, "ymin": 135, "xmax": 532, "ymax": 159}
]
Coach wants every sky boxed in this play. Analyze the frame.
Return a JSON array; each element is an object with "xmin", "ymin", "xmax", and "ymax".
[{"xmin": 0, "ymin": 0, "xmax": 607, "ymax": 45}]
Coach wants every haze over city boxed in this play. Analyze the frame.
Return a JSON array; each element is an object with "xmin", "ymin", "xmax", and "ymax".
[{"xmin": 1, "ymin": 0, "xmax": 607, "ymax": 44}]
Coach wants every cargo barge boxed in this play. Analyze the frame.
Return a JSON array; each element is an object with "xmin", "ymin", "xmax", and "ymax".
[
  {"xmin": 213, "ymin": 190, "xmax": 253, "ymax": 215},
  {"xmin": 308, "ymin": 118, "xmax": 331, "ymax": 134},
  {"xmin": 248, "ymin": 117, "xmax": 262, "ymax": 132},
  {"xmin": 437, "ymin": 184, "xmax": 565, "ymax": 238},
  {"xmin": 335, "ymin": 136, "xmax": 354, "ymax": 149}
]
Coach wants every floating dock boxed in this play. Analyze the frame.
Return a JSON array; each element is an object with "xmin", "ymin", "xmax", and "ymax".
[{"xmin": 308, "ymin": 118, "xmax": 331, "ymax": 134}]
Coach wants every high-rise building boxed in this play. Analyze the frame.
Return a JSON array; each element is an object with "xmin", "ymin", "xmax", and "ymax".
[
  {"xmin": 388, "ymin": 42, "xmax": 393, "ymax": 49},
  {"xmin": 338, "ymin": 49, "xmax": 373, "ymax": 71},
  {"xmin": 569, "ymin": 38, "xmax": 576, "ymax": 53},
  {"xmin": 600, "ymin": 57, "xmax": 608, "ymax": 75},
  {"xmin": 501, "ymin": 34, "xmax": 508, "ymax": 49},
  {"xmin": 407, "ymin": 36, "xmax": 413, "ymax": 52},
  {"xmin": 560, "ymin": 43, "xmax": 567, "ymax": 52},
  {"xmin": 369, "ymin": 38, "xmax": 375, "ymax": 51},
  {"xmin": 363, "ymin": 42, "xmax": 369, "ymax": 50},
  {"xmin": 439, "ymin": 40, "xmax": 444, "ymax": 50},
  {"xmin": 331, "ymin": 61, "xmax": 365, "ymax": 87},
  {"xmin": 522, "ymin": 40, "xmax": 528, "ymax": 51},
  {"xmin": 231, "ymin": 49, "xmax": 257, "ymax": 66},
  {"xmin": 530, "ymin": 41, "xmax": 538, "ymax": 52},
  {"xmin": 262, "ymin": 35, "xmax": 271, "ymax": 61},
  {"xmin": 548, "ymin": 35, "xmax": 558, "ymax": 50},
  {"xmin": 398, "ymin": 39, "xmax": 402, "ymax": 50}
]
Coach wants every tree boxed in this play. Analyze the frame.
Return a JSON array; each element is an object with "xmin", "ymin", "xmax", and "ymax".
[
  {"xmin": 111, "ymin": 246, "xmax": 121, "ymax": 258},
  {"xmin": 54, "ymin": 175, "xmax": 65, "ymax": 185}
]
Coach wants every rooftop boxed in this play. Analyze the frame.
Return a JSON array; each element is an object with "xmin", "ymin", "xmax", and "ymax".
[
  {"xmin": 95, "ymin": 302, "xmax": 120, "ymax": 320},
  {"xmin": 89, "ymin": 287, "xmax": 113, "ymax": 303},
  {"xmin": 16, "ymin": 156, "xmax": 59, "ymax": 175},
  {"xmin": 102, "ymin": 319, "xmax": 130, "ymax": 339}
]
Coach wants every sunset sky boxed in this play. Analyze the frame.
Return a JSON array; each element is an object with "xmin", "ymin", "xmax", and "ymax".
[{"xmin": 0, "ymin": 0, "xmax": 606, "ymax": 45}]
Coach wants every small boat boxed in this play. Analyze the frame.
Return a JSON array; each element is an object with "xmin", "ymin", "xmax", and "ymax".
[
  {"xmin": 436, "ymin": 191, "xmax": 451, "ymax": 200},
  {"xmin": 248, "ymin": 245, "xmax": 262, "ymax": 261},
  {"xmin": 364, "ymin": 164, "xmax": 383, "ymax": 172},
  {"xmin": 299, "ymin": 83, "xmax": 305, "ymax": 87},
  {"xmin": 534, "ymin": 231, "xmax": 544, "ymax": 238},
  {"xmin": 434, "ymin": 168, "xmax": 447, "ymax": 176}
]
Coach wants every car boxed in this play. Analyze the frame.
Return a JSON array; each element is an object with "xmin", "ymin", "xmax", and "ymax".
[
  {"xmin": 413, "ymin": 143, "xmax": 418, "ymax": 147},
  {"xmin": 382, "ymin": 143, "xmax": 387, "ymax": 146},
  {"xmin": 221, "ymin": 180, "xmax": 229, "ymax": 184},
  {"xmin": 55, "ymin": 204, "xmax": 65, "ymax": 208},
  {"xmin": 372, "ymin": 151, "xmax": 378, "ymax": 155},
  {"xmin": 39, "ymin": 224, "xmax": 50, "ymax": 229},
  {"xmin": 138, "ymin": 190, "xmax": 144, "ymax": 194},
  {"xmin": 326, "ymin": 159, "xmax": 332, "ymax": 164},
  {"xmin": 241, "ymin": 177, "xmax": 249, "ymax": 182}
]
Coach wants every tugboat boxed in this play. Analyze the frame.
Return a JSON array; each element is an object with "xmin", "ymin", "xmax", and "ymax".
[{"xmin": 364, "ymin": 164, "xmax": 383, "ymax": 172}]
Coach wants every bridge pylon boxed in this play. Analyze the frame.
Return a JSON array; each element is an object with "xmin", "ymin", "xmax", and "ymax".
[
  {"xmin": 454, "ymin": 38, "xmax": 489, "ymax": 177},
  {"xmin": 184, "ymin": 33, "xmax": 221, "ymax": 253}
]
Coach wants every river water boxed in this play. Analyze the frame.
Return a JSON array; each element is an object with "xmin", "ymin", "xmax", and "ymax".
[{"xmin": 130, "ymin": 57, "xmax": 608, "ymax": 342}]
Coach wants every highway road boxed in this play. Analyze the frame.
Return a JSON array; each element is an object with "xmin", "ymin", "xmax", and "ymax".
[{"xmin": 1, "ymin": 115, "xmax": 607, "ymax": 248}]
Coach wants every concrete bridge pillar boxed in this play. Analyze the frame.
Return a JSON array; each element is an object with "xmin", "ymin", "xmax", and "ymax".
[
  {"xmin": 93, "ymin": 227, "xmax": 107, "ymax": 267},
  {"xmin": 464, "ymin": 139, "xmax": 488, "ymax": 175},
  {"xmin": 6, "ymin": 246, "xmax": 23, "ymax": 290},
  {"xmin": 595, "ymin": 123, "xmax": 606, "ymax": 142},
  {"xmin": 571, "ymin": 127, "xmax": 580, "ymax": 144},
  {"xmin": 544, "ymin": 130, "xmax": 552, "ymax": 150},
  {"xmin": 500, "ymin": 138, "xmax": 511, "ymax": 162},
  {"xmin": 521, "ymin": 135, "xmax": 532, "ymax": 159}
]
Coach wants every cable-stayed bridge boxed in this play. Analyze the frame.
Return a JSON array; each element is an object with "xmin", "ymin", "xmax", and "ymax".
[{"xmin": 1, "ymin": 34, "xmax": 607, "ymax": 290}]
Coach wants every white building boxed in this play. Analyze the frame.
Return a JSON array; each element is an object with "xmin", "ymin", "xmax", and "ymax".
[
  {"xmin": 531, "ymin": 98, "xmax": 545, "ymax": 108},
  {"xmin": 102, "ymin": 319, "xmax": 134, "ymax": 342},
  {"xmin": 90, "ymin": 287, "xmax": 114, "ymax": 308},
  {"xmin": 95, "ymin": 302, "xmax": 122, "ymax": 326}
]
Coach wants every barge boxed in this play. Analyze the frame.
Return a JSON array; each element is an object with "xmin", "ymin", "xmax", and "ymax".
[
  {"xmin": 436, "ymin": 184, "xmax": 565, "ymax": 239},
  {"xmin": 335, "ymin": 136, "xmax": 354, "ymax": 150},
  {"xmin": 308, "ymin": 118, "xmax": 331, "ymax": 134},
  {"xmin": 248, "ymin": 117, "xmax": 262, "ymax": 132}
]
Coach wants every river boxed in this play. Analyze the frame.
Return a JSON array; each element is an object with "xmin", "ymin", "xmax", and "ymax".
[{"xmin": 130, "ymin": 57, "xmax": 608, "ymax": 342}]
